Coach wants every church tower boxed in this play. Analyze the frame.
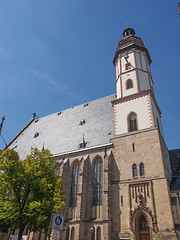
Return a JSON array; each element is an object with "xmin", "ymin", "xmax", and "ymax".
[
  {"xmin": 110, "ymin": 28, "xmax": 178, "ymax": 240},
  {"xmin": 112, "ymin": 27, "xmax": 163, "ymax": 137}
]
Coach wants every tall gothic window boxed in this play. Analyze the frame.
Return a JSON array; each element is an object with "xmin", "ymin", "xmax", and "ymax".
[
  {"xmin": 97, "ymin": 227, "xmax": 101, "ymax": 240},
  {"xmin": 70, "ymin": 161, "xmax": 80, "ymax": 208},
  {"xmin": 91, "ymin": 227, "xmax": 95, "ymax": 240},
  {"xmin": 140, "ymin": 163, "xmax": 145, "ymax": 176},
  {"xmin": 132, "ymin": 164, "xmax": 137, "ymax": 177},
  {"xmin": 70, "ymin": 227, "xmax": 75, "ymax": 240},
  {"xmin": 66, "ymin": 227, "xmax": 70, "ymax": 240},
  {"xmin": 128, "ymin": 112, "xmax": 137, "ymax": 132},
  {"xmin": 126, "ymin": 79, "xmax": 133, "ymax": 89},
  {"xmin": 93, "ymin": 157, "xmax": 103, "ymax": 206}
]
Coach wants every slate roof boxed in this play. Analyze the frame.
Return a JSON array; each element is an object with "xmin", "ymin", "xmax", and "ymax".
[{"xmin": 7, "ymin": 94, "xmax": 115, "ymax": 160}]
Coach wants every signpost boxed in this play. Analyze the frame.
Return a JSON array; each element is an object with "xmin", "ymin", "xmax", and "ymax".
[
  {"xmin": 52, "ymin": 230, "xmax": 60, "ymax": 240},
  {"xmin": 50, "ymin": 213, "xmax": 64, "ymax": 240}
]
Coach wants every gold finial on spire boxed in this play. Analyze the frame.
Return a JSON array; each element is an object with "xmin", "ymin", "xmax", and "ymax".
[{"xmin": 127, "ymin": 22, "xmax": 129, "ymax": 28}]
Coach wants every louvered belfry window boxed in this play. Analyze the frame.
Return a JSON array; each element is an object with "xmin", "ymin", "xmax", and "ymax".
[
  {"xmin": 93, "ymin": 157, "xmax": 103, "ymax": 206},
  {"xmin": 129, "ymin": 113, "xmax": 137, "ymax": 132},
  {"xmin": 70, "ymin": 161, "xmax": 80, "ymax": 208}
]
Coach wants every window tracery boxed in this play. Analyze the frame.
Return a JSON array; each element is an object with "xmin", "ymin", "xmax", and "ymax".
[
  {"xmin": 70, "ymin": 161, "xmax": 80, "ymax": 208},
  {"xmin": 93, "ymin": 157, "xmax": 103, "ymax": 206}
]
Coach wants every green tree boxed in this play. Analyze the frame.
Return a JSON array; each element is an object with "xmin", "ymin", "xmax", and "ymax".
[{"xmin": 0, "ymin": 148, "xmax": 65, "ymax": 240}]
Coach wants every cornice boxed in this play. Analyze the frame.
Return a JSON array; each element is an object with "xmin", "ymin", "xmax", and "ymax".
[
  {"xmin": 53, "ymin": 142, "xmax": 113, "ymax": 159},
  {"xmin": 111, "ymin": 89, "xmax": 151, "ymax": 105},
  {"xmin": 111, "ymin": 90, "xmax": 161, "ymax": 115}
]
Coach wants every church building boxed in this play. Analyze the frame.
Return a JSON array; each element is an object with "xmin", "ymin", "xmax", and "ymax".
[{"xmin": 6, "ymin": 27, "xmax": 180, "ymax": 240}]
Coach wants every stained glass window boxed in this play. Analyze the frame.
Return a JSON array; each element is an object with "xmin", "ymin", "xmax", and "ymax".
[
  {"xmin": 93, "ymin": 157, "xmax": 103, "ymax": 206},
  {"xmin": 70, "ymin": 161, "xmax": 80, "ymax": 208}
]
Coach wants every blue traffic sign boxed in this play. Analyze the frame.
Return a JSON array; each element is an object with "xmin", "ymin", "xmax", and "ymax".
[{"xmin": 55, "ymin": 216, "xmax": 62, "ymax": 226}]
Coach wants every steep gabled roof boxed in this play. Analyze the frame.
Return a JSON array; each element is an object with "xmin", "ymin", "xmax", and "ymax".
[{"xmin": 7, "ymin": 94, "xmax": 115, "ymax": 159}]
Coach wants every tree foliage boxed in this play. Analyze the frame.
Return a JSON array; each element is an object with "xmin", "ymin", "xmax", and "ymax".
[{"xmin": 0, "ymin": 148, "xmax": 65, "ymax": 240}]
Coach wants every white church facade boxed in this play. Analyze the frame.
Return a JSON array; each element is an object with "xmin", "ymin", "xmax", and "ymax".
[{"xmin": 5, "ymin": 27, "xmax": 180, "ymax": 240}]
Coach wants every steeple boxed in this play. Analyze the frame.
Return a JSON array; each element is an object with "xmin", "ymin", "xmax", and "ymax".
[{"xmin": 112, "ymin": 28, "xmax": 163, "ymax": 137}]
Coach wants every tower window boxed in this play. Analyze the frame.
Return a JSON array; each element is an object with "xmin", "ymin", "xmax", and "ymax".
[
  {"xmin": 126, "ymin": 79, "xmax": 133, "ymax": 89},
  {"xmin": 121, "ymin": 196, "xmax": 123, "ymax": 206},
  {"xmin": 132, "ymin": 143, "xmax": 135, "ymax": 152},
  {"xmin": 139, "ymin": 163, "xmax": 145, "ymax": 176},
  {"xmin": 132, "ymin": 164, "xmax": 137, "ymax": 177},
  {"xmin": 125, "ymin": 62, "xmax": 131, "ymax": 70},
  {"xmin": 128, "ymin": 112, "xmax": 138, "ymax": 132}
]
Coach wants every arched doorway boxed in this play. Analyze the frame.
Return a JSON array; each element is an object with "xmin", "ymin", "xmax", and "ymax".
[{"xmin": 138, "ymin": 214, "xmax": 150, "ymax": 240}]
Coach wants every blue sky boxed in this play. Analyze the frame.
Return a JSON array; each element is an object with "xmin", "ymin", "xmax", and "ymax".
[{"xmin": 0, "ymin": 0, "xmax": 179, "ymax": 150}]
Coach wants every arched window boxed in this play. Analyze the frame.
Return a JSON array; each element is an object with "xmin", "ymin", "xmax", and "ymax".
[
  {"xmin": 70, "ymin": 227, "xmax": 75, "ymax": 240},
  {"xmin": 132, "ymin": 164, "xmax": 137, "ymax": 177},
  {"xmin": 70, "ymin": 161, "xmax": 80, "ymax": 208},
  {"xmin": 66, "ymin": 227, "xmax": 70, "ymax": 240},
  {"xmin": 91, "ymin": 227, "xmax": 95, "ymax": 240},
  {"xmin": 126, "ymin": 79, "xmax": 133, "ymax": 89},
  {"xmin": 139, "ymin": 163, "xmax": 145, "ymax": 176},
  {"xmin": 97, "ymin": 227, "xmax": 101, "ymax": 240},
  {"xmin": 93, "ymin": 157, "xmax": 103, "ymax": 206},
  {"xmin": 128, "ymin": 112, "xmax": 137, "ymax": 132}
]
